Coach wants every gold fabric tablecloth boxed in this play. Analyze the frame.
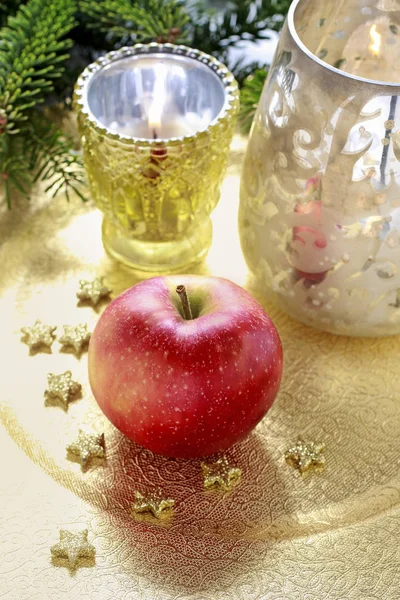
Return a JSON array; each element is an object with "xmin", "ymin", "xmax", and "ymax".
[{"xmin": 1, "ymin": 136, "xmax": 400, "ymax": 600}]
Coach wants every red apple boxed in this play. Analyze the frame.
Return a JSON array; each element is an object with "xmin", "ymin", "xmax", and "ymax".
[{"xmin": 88, "ymin": 275, "xmax": 283, "ymax": 458}]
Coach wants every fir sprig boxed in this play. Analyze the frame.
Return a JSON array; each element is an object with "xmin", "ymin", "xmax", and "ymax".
[
  {"xmin": 0, "ymin": 0, "xmax": 87, "ymax": 206},
  {"xmin": 80, "ymin": 0, "xmax": 189, "ymax": 44},
  {"xmin": 190, "ymin": 0, "xmax": 290, "ymax": 60},
  {"xmin": 0, "ymin": 0, "xmax": 23, "ymax": 28},
  {"xmin": 0, "ymin": 112, "xmax": 87, "ymax": 208},
  {"xmin": 27, "ymin": 114, "xmax": 87, "ymax": 202},
  {"xmin": 0, "ymin": 0, "xmax": 76, "ymax": 133},
  {"xmin": 1, "ymin": 142, "xmax": 30, "ymax": 208},
  {"xmin": 239, "ymin": 68, "xmax": 268, "ymax": 132}
]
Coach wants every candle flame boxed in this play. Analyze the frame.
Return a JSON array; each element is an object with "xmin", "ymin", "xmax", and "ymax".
[
  {"xmin": 369, "ymin": 24, "xmax": 381, "ymax": 56},
  {"xmin": 148, "ymin": 64, "xmax": 167, "ymax": 138},
  {"xmin": 148, "ymin": 100, "xmax": 162, "ymax": 138}
]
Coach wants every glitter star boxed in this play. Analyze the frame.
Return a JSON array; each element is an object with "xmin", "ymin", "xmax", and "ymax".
[
  {"xmin": 67, "ymin": 430, "xmax": 105, "ymax": 470},
  {"xmin": 132, "ymin": 489, "xmax": 175, "ymax": 519},
  {"xmin": 285, "ymin": 439, "xmax": 326, "ymax": 475},
  {"xmin": 201, "ymin": 456, "xmax": 242, "ymax": 491},
  {"xmin": 76, "ymin": 277, "xmax": 112, "ymax": 306},
  {"xmin": 51, "ymin": 529, "xmax": 95, "ymax": 569},
  {"xmin": 44, "ymin": 371, "xmax": 81, "ymax": 411},
  {"xmin": 21, "ymin": 319, "xmax": 56, "ymax": 351},
  {"xmin": 59, "ymin": 323, "xmax": 91, "ymax": 354}
]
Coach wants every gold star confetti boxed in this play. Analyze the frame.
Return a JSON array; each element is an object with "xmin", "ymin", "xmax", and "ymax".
[
  {"xmin": 76, "ymin": 277, "xmax": 112, "ymax": 306},
  {"xmin": 285, "ymin": 439, "xmax": 326, "ymax": 475},
  {"xmin": 51, "ymin": 529, "xmax": 95, "ymax": 569},
  {"xmin": 201, "ymin": 456, "xmax": 242, "ymax": 491},
  {"xmin": 59, "ymin": 323, "xmax": 91, "ymax": 354},
  {"xmin": 44, "ymin": 371, "xmax": 81, "ymax": 411},
  {"xmin": 21, "ymin": 319, "xmax": 56, "ymax": 351},
  {"xmin": 66, "ymin": 430, "xmax": 105, "ymax": 470},
  {"xmin": 132, "ymin": 489, "xmax": 175, "ymax": 519}
]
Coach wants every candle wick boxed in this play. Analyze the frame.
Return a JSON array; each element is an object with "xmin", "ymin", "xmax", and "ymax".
[{"xmin": 152, "ymin": 129, "xmax": 158, "ymax": 140}]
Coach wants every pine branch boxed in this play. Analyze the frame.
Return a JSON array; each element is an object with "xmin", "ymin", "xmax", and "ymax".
[
  {"xmin": 0, "ymin": 0, "xmax": 24, "ymax": 28},
  {"xmin": 239, "ymin": 68, "xmax": 268, "ymax": 132},
  {"xmin": 0, "ymin": 111, "xmax": 87, "ymax": 206},
  {"xmin": 27, "ymin": 114, "xmax": 87, "ymax": 202},
  {"xmin": 0, "ymin": 0, "xmax": 82, "ymax": 207},
  {"xmin": 229, "ymin": 58, "xmax": 267, "ymax": 87},
  {"xmin": 0, "ymin": 0, "xmax": 76, "ymax": 134},
  {"xmin": 80, "ymin": 0, "xmax": 189, "ymax": 44},
  {"xmin": 0, "ymin": 133, "xmax": 31, "ymax": 207},
  {"xmin": 190, "ymin": 0, "xmax": 290, "ymax": 58}
]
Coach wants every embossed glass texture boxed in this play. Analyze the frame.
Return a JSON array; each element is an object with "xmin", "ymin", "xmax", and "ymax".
[
  {"xmin": 239, "ymin": 0, "xmax": 400, "ymax": 336},
  {"xmin": 74, "ymin": 45, "xmax": 239, "ymax": 272}
]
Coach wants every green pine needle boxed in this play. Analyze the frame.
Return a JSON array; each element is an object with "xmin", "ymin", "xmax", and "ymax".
[
  {"xmin": 0, "ymin": 112, "xmax": 88, "ymax": 207},
  {"xmin": 27, "ymin": 114, "xmax": 87, "ymax": 201},
  {"xmin": 80, "ymin": 0, "xmax": 189, "ymax": 43},
  {"xmin": 239, "ymin": 68, "xmax": 268, "ymax": 133},
  {"xmin": 0, "ymin": 0, "xmax": 80, "ymax": 206},
  {"xmin": 0, "ymin": 0, "xmax": 23, "ymax": 28},
  {"xmin": 190, "ymin": 0, "xmax": 290, "ymax": 60},
  {"xmin": 0, "ymin": 0, "xmax": 76, "ymax": 132}
]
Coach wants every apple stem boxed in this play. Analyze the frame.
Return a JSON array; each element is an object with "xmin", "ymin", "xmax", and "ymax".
[{"xmin": 176, "ymin": 285, "xmax": 193, "ymax": 320}]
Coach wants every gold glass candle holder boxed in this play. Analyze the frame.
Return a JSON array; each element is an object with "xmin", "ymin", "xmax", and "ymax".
[
  {"xmin": 74, "ymin": 43, "xmax": 239, "ymax": 272},
  {"xmin": 240, "ymin": 0, "xmax": 400, "ymax": 337}
]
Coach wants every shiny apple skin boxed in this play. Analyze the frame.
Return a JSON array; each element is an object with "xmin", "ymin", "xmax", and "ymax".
[{"xmin": 88, "ymin": 275, "xmax": 283, "ymax": 458}]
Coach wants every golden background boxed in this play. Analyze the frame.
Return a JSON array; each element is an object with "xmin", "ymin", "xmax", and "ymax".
[{"xmin": 1, "ymin": 136, "xmax": 400, "ymax": 599}]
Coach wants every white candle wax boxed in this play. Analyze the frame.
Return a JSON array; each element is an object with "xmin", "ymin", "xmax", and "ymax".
[{"xmin": 107, "ymin": 110, "xmax": 209, "ymax": 140}]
